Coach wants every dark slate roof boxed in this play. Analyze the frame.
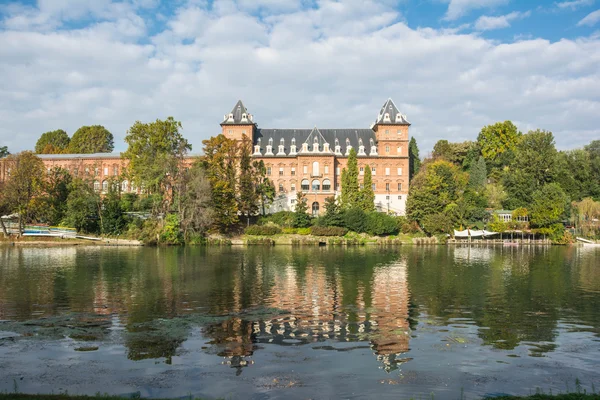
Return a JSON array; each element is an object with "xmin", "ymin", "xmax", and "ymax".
[
  {"xmin": 254, "ymin": 127, "xmax": 376, "ymax": 156},
  {"xmin": 37, "ymin": 153, "xmax": 121, "ymax": 160},
  {"xmin": 221, "ymin": 100, "xmax": 255, "ymax": 125},
  {"xmin": 375, "ymin": 98, "xmax": 410, "ymax": 125}
]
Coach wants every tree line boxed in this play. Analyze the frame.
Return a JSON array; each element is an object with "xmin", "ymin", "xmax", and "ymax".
[{"xmin": 34, "ymin": 126, "xmax": 114, "ymax": 154}]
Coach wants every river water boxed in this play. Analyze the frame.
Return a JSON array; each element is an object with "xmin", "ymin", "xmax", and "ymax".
[{"xmin": 0, "ymin": 245, "xmax": 599, "ymax": 399}]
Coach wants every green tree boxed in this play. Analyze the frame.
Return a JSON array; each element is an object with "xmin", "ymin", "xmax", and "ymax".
[
  {"xmin": 320, "ymin": 196, "xmax": 344, "ymax": 227},
  {"xmin": 238, "ymin": 136, "xmax": 258, "ymax": 224},
  {"xmin": 421, "ymin": 212, "xmax": 453, "ymax": 235},
  {"xmin": 0, "ymin": 146, "xmax": 9, "ymax": 158},
  {"xmin": 0, "ymin": 181, "xmax": 10, "ymax": 236},
  {"xmin": 477, "ymin": 121, "xmax": 521, "ymax": 162},
  {"xmin": 584, "ymin": 140, "xmax": 600, "ymax": 200},
  {"xmin": 485, "ymin": 182, "xmax": 507, "ymax": 209},
  {"xmin": 42, "ymin": 167, "xmax": 72, "ymax": 225},
  {"xmin": 359, "ymin": 165, "xmax": 375, "ymax": 212},
  {"xmin": 503, "ymin": 129, "xmax": 558, "ymax": 209},
  {"xmin": 341, "ymin": 148, "xmax": 359, "ymax": 209},
  {"xmin": 487, "ymin": 214, "xmax": 508, "ymax": 233},
  {"xmin": 202, "ymin": 135, "xmax": 239, "ymax": 231},
  {"xmin": 2, "ymin": 152, "xmax": 46, "ymax": 233},
  {"xmin": 554, "ymin": 149, "xmax": 596, "ymax": 202},
  {"xmin": 101, "ymin": 183, "xmax": 126, "ymax": 236},
  {"xmin": 122, "ymin": 117, "xmax": 191, "ymax": 215},
  {"xmin": 68, "ymin": 125, "xmax": 114, "ymax": 154},
  {"xmin": 35, "ymin": 129, "xmax": 70, "ymax": 154},
  {"xmin": 254, "ymin": 160, "xmax": 276, "ymax": 216},
  {"xmin": 180, "ymin": 162, "xmax": 214, "ymax": 239},
  {"xmin": 468, "ymin": 156, "xmax": 487, "ymax": 191},
  {"xmin": 408, "ymin": 137, "xmax": 421, "ymax": 181},
  {"xmin": 64, "ymin": 179, "xmax": 101, "ymax": 234},
  {"xmin": 432, "ymin": 140, "xmax": 452, "ymax": 161},
  {"xmin": 530, "ymin": 183, "xmax": 569, "ymax": 230},
  {"xmin": 293, "ymin": 191, "xmax": 311, "ymax": 228},
  {"xmin": 406, "ymin": 159, "xmax": 467, "ymax": 225}
]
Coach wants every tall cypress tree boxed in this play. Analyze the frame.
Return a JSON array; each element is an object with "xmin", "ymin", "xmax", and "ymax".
[
  {"xmin": 409, "ymin": 137, "xmax": 421, "ymax": 182},
  {"xmin": 238, "ymin": 135, "xmax": 258, "ymax": 225},
  {"xmin": 468, "ymin": 156, "xmax": 487, "ymax": 191},
  {"xmin": 341, "ymin": 148, "xmax": 360, "ymax": 209},
  {"xmin": 360, "ymin": 165, "xmax": 375, "ymax": 211}
]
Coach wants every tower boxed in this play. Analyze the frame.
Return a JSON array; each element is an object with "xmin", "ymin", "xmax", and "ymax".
[
  {"xmin": 371, "ymin": 99, "xmax": 410, "ymax": 158},
  {"xmin": 220, "ymin": 100, "xmax": 256, "ymax": 143}
]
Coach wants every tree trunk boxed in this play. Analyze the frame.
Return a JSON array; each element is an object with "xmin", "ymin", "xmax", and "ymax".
[{"xmin": 0, "ymin": 217, "xmax": 8, "ymax": 237}]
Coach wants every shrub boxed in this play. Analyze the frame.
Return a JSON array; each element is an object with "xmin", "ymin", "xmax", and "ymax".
[
  {"xmin": 258, "ymin": 211, "xmax": 295, "ymax": 228},
  {"xmin": 343, "ymin": 208, "xmax": 367, "ymax": 233},
  {"xmin": 282, "ymin": 227, "xmax": 298, "ymax": 234},
  {"xmin": 398, "ymin": 218, "xmax": 421, "ymax": 234},
  {"xmin": 244, "ymin": 224, "xmax": 282, "ymax": 236},
  {"xmin": 422, "ymin": 212, "xmax": 453, "ymax": 235},
  {"xmin": 160, "ymin": 214, "xmax": 184, "ymax": 245},
  {"xmin": 366, "ymin": 212, "xmax": 399, "ymax": 236},
  {"xmin": 296, "ymin": 227, "xmax": 311, "ymax": 235},
  {"xmin": 310, "ymin": 226, "xmax": 348, "ymax": 236}
]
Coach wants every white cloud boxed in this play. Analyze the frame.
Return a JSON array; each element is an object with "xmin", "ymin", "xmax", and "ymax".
[
  {"xmin": 578, "ymin": 9, "xmax": 600, "ymax": 25},
  {"xmin": 444, "ymin": 0, "xmax": 510, "ymax": 21},
  {"xmin": 0, "ymin": 0, "xmax": 599, "ymax": 155},
  {"xmin": 474, "ymin": 10, "xmax": 531, "ymax": 31},
  {"xmin": 556, "ymin": 0, "xmax": 594, "ymax": 10}
]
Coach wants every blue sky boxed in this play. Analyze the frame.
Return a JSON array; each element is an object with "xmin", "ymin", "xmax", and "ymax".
[{"xmin": 0, "ymin": 0, "xmax": 599, "ymax": 154}]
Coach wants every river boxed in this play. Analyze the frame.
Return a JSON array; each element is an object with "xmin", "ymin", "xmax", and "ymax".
[{"xmin": 0, "ymin": 245, "xmax": 599, "ymax": 399}]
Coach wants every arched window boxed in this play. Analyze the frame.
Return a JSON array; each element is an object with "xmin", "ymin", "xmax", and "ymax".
[
  {"xmin": 301, "ymin": 179, "xmax": 309, "ymax": 191},
  {"xmin": 312, "ymin": 179, "xmax": 320, "ymax": 191},
  {"xmin": 121, "ymin": 180, "xmax": 129, "ymax": 192},
  {"xmin": 322, "ymin": 179, "xmax": 331, "ymax": 191},
  {"xmin": 312, "ymin": 202, "xmax": 319, "ymax": 216},
  {"xmin": 93, "ymin": 181, "xmax": 100, "ymax": 192},
  {"xmin": 102, "ymin": 180, "xmax": 108, "ymax": 193},
  {"xmin": 279, "ymin": 183, "xmax": 284, "ymax": 192},
  {"xmin": 312, "ymin": 161, "xmax": 319, "ymax": 176}
]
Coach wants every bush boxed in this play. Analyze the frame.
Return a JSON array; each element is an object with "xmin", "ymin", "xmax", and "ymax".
[
  {"xmin": 343, "ymin": 208, "xmax": 367, "ymax": 233},
  {"xmin": 422, "ymin": 212, "xmax": 453, "ymax": 235},
  {"xmin": 296, "ymin": 227, "xmax": 311, "ymax": 235},
  {"xmin": 245, "ymin": 224, "xmax": 282, "ymax": 236},
  {"xmin": 159, "ymin": 214, "xmax": 183, "ymax": 245},
  {"xmin": 282, "ymin": 227, "xmax": 298, "ymax": 234},
  {"xmin": 310, "ymin": 226, "xmax": 348, "ymax": 236},
  {"xmin": 258, "ymin": 211, "xmax": 295, "ymax": 228},
  {"xmin": 398, "ymin": 218, "xmax": 421, "ymax": 234},
  {"xmin": 366, "ymin": 212, "xmax": 399, "ymax": 236}
]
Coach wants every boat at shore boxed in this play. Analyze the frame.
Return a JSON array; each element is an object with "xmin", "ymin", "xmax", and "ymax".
[{"xmin": 576, "ymin": 237, "xmax": 600, "ymax": 247}]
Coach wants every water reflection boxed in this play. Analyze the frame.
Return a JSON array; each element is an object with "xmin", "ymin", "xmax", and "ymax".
[{"xmin": 1, "ymin": 245, "xmax": 600, "ymax": 377}]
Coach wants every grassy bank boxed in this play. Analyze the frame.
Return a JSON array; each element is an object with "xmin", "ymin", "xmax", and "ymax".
[
  {"xmin": 235, "ymin": 232, "xmax": 439, "ymax": 246},
  {"xmin": 1, "ymin": 392, "xmax": 599, "ymax": 400}
]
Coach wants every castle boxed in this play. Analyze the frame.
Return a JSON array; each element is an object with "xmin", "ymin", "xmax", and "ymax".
[{"xmin": 0, "ymin": 99, "xmax": 411, "ymax": 215}]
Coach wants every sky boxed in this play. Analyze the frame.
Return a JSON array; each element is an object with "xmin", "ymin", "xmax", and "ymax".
[{"xmin": 0, "ymin": 0, "xmax": 599, "ymax": 156}]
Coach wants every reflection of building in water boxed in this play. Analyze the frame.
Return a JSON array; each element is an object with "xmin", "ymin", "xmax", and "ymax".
[
  {"xmin": 206, "ymin": 258, "xmax": 412, "ymax": 373},
  {"xmin": 370, "ymin": 260, "xmax": 411, "ymax": 372},
  {"xmin": 453, "ymin": 247, "xmax": 494, "ymax": 263}
]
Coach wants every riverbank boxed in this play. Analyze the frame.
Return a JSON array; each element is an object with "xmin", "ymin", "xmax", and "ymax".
[
  {"xmin": 1, "ymin": 392, "xmax": 599, "ymax": 400},
  {"xmin": 0, "ymin": 236, "xmax": 143, "ymax": 247}
]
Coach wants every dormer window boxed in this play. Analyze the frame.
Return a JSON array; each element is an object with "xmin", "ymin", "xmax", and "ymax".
[
  {"xmin": 323, "ymin": 142, "xmax": 330, "ymax": 152},
  {"xmin": 383, "ymin": 113, "xmax": 390, "ymax": 122},
  {"xmin": 241, "ymin": 113, "xmax": 248, "ymax": 121},
  {"xmin": 253, "ymin": 145, "xmax": 262, "ymax": 155},
  {"xmin": 268, "ymin": 137, "xmax": 273, "ymax": 146},
  {"xmin": 302, "ymin": 142, "xmax": 309, "ymax": 152},
  {"xmin": 395, "ymin": 113, "xmax": 403, "ymax": 122},
  {"xmin": 291, "ymin": 137, "xmax": 296, "ymax": 145},
  {"xmin": 228, "ymin": 113, "xmax": 234, "ymax": 121},
  {"xmin": 290, "ymin": 144, "xmax": 297, "ymax": 155}
]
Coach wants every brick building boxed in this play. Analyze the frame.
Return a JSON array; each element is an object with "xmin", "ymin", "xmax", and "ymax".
[{"xmin": 0, "ymin": 98, "xmax": 411, "ymax": 215}]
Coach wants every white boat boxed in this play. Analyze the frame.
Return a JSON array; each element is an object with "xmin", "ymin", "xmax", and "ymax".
[{"xmin": 576, "ymin": 237, "xmax": 600, "ymax": 247}]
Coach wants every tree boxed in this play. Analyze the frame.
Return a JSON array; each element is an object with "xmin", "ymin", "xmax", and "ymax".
[
  {"xmin": 406, "ymin": 159, "xmax": 467, "ymax": 224},
  {"xmin": 485, "ymin": 183, "xmax": 507, "ymax": 209},
  {"xmin": 477, "ymin": 121, "xmax": 521, "ymax": 162},
  {"xmin": 64, "ymin": 179, "xmax": 101, "ymax": 234},
  {"xmin": 341, "ymin": 148, "xmax": 359, "ymax": 209},
  {"xmin": 487, "ymin": 214, "xmax": 508, "ymax": 233},
  {"xmin": 503, "ymin": 129, "xmax": 558, "ymax": 209},
  {"xmin": 468, "ymin": 156, "xmax": 487, "ymax": 191},
  {"xmin": 432, "ymin": 140, "xmax": 452, "ymax": 161},
  {"xmin": 69, "ymin": 125, "xmax": 114, "ymax": 154},
  {"xmin": 359, "ymin": 165, "xmax": 375, "ymax": 212},
  {"xmin": 180, "ymin": 162, "xmax": 214, "ymax": 239},
  {"xmin": 122, "ymin": 117, "xmax": 191, "ymax": 215},
  {"xmin": 35, "ymin": 129, "xmax": 70, "ymax": 154},
  {"xmin": 584, "ymin": 140, "xmax": 600, "ymax": 200},
  {"xmin": 292, "ymin": 191, "xmax": 311, "ymax": 228},
  {"xmin": 254, "ymin": 160, "xmax": 275, "ymax": 216},
  {"xmin": 320, "ymin": 196, "xmax": 344, "ymax": 227},
  {"xmin": 42, "ymin": 167, "xmax": 72, "ymax": 225},
  {"xmin": 409, "ymin": 137, "xmax": 421, "ymax": 181},
  {"xmin": 0, "ymin": 181, "xmax": 9, "ymax": 236},
  {"xmin": 238, "ymin": 136, "xmax": 258, "ymax": 224},
  {"xmin": 101, "ymin": 182, "xmax": 126, "ymax": 236},
  {"xmin": 530, "ymin": 183, "xmax": 569, "ymax": 229},
  {"xmin": 3, "ymin": 152, "xmax": 46, "ymax": 233},
  {"xmin": 0, "ymin": 146, "xmax": 9, "ymax": 158},
  {"xmin": 201, "ymin": 135, "xmax": 239, "ymax": 231}
]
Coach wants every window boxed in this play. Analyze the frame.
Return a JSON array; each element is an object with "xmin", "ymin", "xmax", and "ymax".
[
  {"xmin": 94, "ymin": 167, "xmax": 99, "ymax": 176},
  {"xmin": 312, "ymin": 161, "xmax": 319, "ymax": 176},
  {"xmin": 335, "ymin": 182, "xmax": 340, "ymax": 190},
  {"xmin": 360, "ymin": 184, "xmax": 364, "ymax": 189},
  {"xmin": 398, "ymin": 195, "xmax": 402, "ymax": 200},
  {"xmin": 73, "ymin": 168, "xmax": 79, "ymax": 177},
  {"xmin": 301, "ymin": 179, "xmax": 309, "ymax": 191},
  {"xmin": 267, "ymin": 167, "xmax": 272, "ymax": 176},
  {"xmin": 385, "ymin": 146, "xmax": 390, "ymax": 153},
  {"xmin": 336, "ymin": 167, "xmax": 340, "ymax": 175},
  {"xmin": 397, "ymin": 129, "xmax": 402, "ymax": 135},
  {"xmin": 102, "ymin": 180, "xmax": 108, "ymax": 193},
  {"xmin": 372, "ymin": 167, "xmax": 376, "ymax": 175},
  {"xmin": 113, "ymin": 166, "xmax": 118, "ymax": 176},
  {"xmin": 291, "ymin": 183, "xmax": 296, "ymax": 191},
  {"xmin": 386, "ymin": 195, "xmax": 390, "ymax": 200},
  {"xmin": 303, "ymin": 165, "xmax": 308, "ymax": 174},
  {"xmin": 103, "ymin": 167, "xmax": 108, "ymax": 176},
  {"xmin": 324, "ymin": 165, "xmax": 329, "ymax": 174},
  {"xmin": 397, "ymin": 168, "xmax": 403, "ymax": 176},
  {"xmin": 242, "ymin": 130, "xmax": 246, "ymax": 135},
  {"xmin": 121, "ymin": 180, "xmax": 129, "ymax": 192},
  {"xmin": 385, "ymin": 130, "xmax": 389, "ymax": 135},
  {"xmin": 228, "ymin": 130, "xmax": 233, "ymax": 135},
  {"xmin": 397, "ymin": 146, "xmax": 402, "ymax": 155},
  {"xmin": 386, "ymin": 183, "xmax": 390, "ymax": 191},
  {"xmin": 385, "ymin": 167, "xmax": 390, "ymax": 176},
  {"xmin": 322, "ymin": 179, "xmax": 331, "ymax": 191},
  {"xmin": 291, "ymin": 199, "xmax": 296, "ymax": 205},
  {"xmin": 312, "ymin": 202, "xmax": 319, "ymax": 217},
  {"xmin": 93, "ymin": 181, "xmax": 100, "ymax": 192},
  {"xmin": 372, "ymin": 183, "xmax": 376, "ymax": 191},
  {"xmin": 291, "ymin": 167, "xmax": 296, "ymax": 176},
  {"xmin": 312, "ymin": 179, "xmax": 320, "ymax": 191},
  {"xmin": 397, "ymin": 183, "xmax": 402, "ymax": 191},
  {"xmin": 279, "ymin": 167, "xmax": 284, "ymax": 176},
  {"xmin": 279, "ymin": 183, "xmax": 284, "ymax": 192},
  {"xmin": 360, "ymin": 167, "xmax": 364, "ymax": 175},
  {"xmin": 85, "ymin": 167, "xmax": 89, "ymax": 175}
]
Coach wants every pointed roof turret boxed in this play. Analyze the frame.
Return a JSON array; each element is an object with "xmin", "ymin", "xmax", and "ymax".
[
  {"xmin": 221, "ymin": 100, "xmax": 255, "ymax": 125},
  {"xmin": 374, "ymin": 98, "xmax": 410, "ymax": 126}
]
